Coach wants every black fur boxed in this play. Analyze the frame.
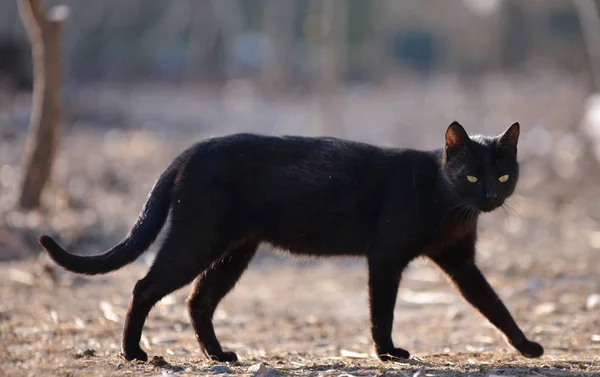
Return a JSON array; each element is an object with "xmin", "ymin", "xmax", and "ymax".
[{"xmin": 40, "ymin": 122, "xmax": 543, "ymax": 362}]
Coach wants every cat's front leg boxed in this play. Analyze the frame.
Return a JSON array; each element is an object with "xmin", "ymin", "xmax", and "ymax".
[
  {"xmin": 367, "ymin": 255, "xmax": 412, "ymax": 361},
  {"xmin": 431, "ymin": 249, "xmax": 543, "ymax": 358}
]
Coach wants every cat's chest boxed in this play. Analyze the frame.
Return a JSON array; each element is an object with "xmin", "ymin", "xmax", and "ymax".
[{"xmin": 421, "ymin": 220, "xmax": 476, "ymax": 256}]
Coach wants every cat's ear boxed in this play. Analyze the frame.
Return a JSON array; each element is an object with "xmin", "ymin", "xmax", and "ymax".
[
  {"xmin": 445, "ymin": 121, "xmax": 470, "ymax": 149},
  {"xmin": 499, "ymin": 122, "xmax": 520, "ymax": 151}
]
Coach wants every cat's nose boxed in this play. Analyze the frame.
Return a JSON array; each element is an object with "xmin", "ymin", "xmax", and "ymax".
[{"xmin": 485, "ymin": 190, "xmax": 497, "ymax": 201}]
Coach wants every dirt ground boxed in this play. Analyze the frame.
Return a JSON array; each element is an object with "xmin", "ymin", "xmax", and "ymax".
[
  {"xmin": 2, "ymin": 254, "xmax": 600, "ymax": 377},
  {"xmin": 2, "ymin": 77, "xmax": 600, "ymax": 376}
]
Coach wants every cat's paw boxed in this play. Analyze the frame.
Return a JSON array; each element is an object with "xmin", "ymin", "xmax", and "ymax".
[
  {"xmin": 122, "ymin": 346, "xmax": 148, "ymax": 362},
  {"xmin": 513, "ymin": 339, "xmax": 544, "ymax": 358},
  {"xmin": 376, "ymin": 347, "xmax": 411, "ymax": 362},
  {"xmin": 210, "ymin": 351, "xmax": 238, "ymax": 362}
]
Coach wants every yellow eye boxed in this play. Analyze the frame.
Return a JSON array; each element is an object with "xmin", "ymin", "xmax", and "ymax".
[
  {"xmin": 466, "ymin": 175, "xmax": 478, "ymax": 183},
  {"xmin": 498, "ymin": 174, "xmax": 509, "ymax": 183}
]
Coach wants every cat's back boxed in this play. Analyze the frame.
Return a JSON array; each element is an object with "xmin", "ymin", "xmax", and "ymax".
[
  {"xmin": 208, "ymin": 133, "xmax": 377, "ymax": 156},
  {"xmin": 179, "ymin": 133, "xmax": 446, "ymax": 182},
  {"xmin": 185, "ymin": 133, "xmax": 381, "ymax": 172}
]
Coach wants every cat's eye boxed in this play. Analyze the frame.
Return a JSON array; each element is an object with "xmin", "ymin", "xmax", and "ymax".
[
  {"xmin": 498, "ymin": 174, "xmax": 509, "ymax": 183},
  {"xmin": 466, "ymin": 175, "xmax": 478, "ymax": 183}
]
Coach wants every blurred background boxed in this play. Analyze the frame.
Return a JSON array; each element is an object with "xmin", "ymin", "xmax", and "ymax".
[
  {"xmin": 2, "ymin": 1, "xmax": 600, "ymax": 374},
  {"xmin": 1, "ymin": 0, "xmax": 599, "ymax": 258}
]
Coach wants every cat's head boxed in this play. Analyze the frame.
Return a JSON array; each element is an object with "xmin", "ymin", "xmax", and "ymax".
[{"xmin": 441, "ymin": 121, "xmax": 520, "ymax": 213}]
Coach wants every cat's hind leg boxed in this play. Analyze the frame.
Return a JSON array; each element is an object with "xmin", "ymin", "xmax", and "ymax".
[
  {"xmin": 121, "ymin": 229, "xmax": 227, "ymax": 362},
  {"xmin": 187, "ymin": 242, "xmax": 258, "ymax": 362}
]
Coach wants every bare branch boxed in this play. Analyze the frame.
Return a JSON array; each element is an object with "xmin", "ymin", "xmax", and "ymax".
[
  {"xmin": 17, "ymin": 0, "xmax": 45, "ymax": 30},
  {"xmin": 574, "ymin": 0, "xmax": 600, "ymax": 92},
  {"xmin": 17, "ymin": 0, "xmax": 69, "ymax": 209}
]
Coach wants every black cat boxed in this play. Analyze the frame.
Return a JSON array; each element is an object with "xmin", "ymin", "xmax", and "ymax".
[{"xmin": 39, "ymin": 121, "xmax": 544, "ymax": 362}]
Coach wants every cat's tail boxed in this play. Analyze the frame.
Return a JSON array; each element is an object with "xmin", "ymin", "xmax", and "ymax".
[{"xmin": 39, "ymin": 158, "xmax": 181, "ymax": 276}]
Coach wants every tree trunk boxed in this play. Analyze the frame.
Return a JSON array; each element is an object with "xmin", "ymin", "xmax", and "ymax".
[
  {"xmin": 319, "ymin": 0, "xmax": 347, "ymax": 136},
  {"xmin": 261, "ymin": 0, "xmax": 295, "ymax": 94},
  {"xmin": 17, "ymin": 0, "xmax": 68, "ymax": 209},
  {"xmin": 574, "ymin": 0, "xmax": 600, "ymax": 92},
  {"xmin": 209, "ymin": 0, "xmax": 245, "ymax": 82}
]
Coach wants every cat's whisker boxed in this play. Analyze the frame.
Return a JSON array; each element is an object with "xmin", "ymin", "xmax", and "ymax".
[
  {"xmin": 455, "ymin": 205, "xmax": 477, "ymax": 223},
  {"xmin": 469, "ymin": 207, "xmax": 478, "ymax": 222},
  {"xmin": 469, "ymin": 207, "xmax": 479, "ymax": 221},
  {"xmin": 501, "ymin": 202, "xmax": 517, "ymax": 217},
  {"xmin": 505, "ymin": 203, "xmax": 517, "ymax": 214},
  {"xmin": 436, "ymin": 201, "xmax": 474, "ymax": 233}
]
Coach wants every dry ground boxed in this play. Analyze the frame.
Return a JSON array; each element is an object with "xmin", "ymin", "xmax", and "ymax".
[
  {"xmin": 2, "ymin": 76, "xmax": 600, "ymax": 376},
  {"xmin": 2, "ymin": 251, "xmax": 600, "ymax": 377}
]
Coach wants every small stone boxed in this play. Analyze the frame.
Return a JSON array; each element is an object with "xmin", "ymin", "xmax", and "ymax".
[
  {"xmin": 209, "ymin": 365, "xmax": 230, "ymax": 373},
  {"xmin": 74, "ymin": 348, "xmax": 96, "ymax": 358},
  {"xmin": 49, "ymin": 310, "xmax": 59, "ymax": 324},
  {"xmin": 247, "ymin": 363, "xmax": 267, "ymax": 373},
  {"xmin": 586, "ymin": 294, "xmax": 600, "ymax": 310},
  {"xmin": 82, "ymin": 348, "xmax": 96, "ymax": 357},
  {"xmin": 116, "ymin": 363, "xmax": 123, "ymax": 369},
  {"xmin": 149, "ymin": 355, "xmax": 169, "ymax": 367},
  {"xmin": 446, "ymin": 307, "xmax": 464, "ymax": 320},
  {"xmin": 533, "ymin": 302, "xmax": 556, "ymax": 316},
  {"xmin": 74, "ymin": 317, "xmax": 86, "ymax": 328},
  {"xmin": 151, "ymin": 335, "xmax": 177, "ymax": 344}
]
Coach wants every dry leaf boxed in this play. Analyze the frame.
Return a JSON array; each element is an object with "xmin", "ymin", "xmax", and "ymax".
[{"xmin": 340, "ymin": 349, "xmax": 369, "ymax": 359}]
